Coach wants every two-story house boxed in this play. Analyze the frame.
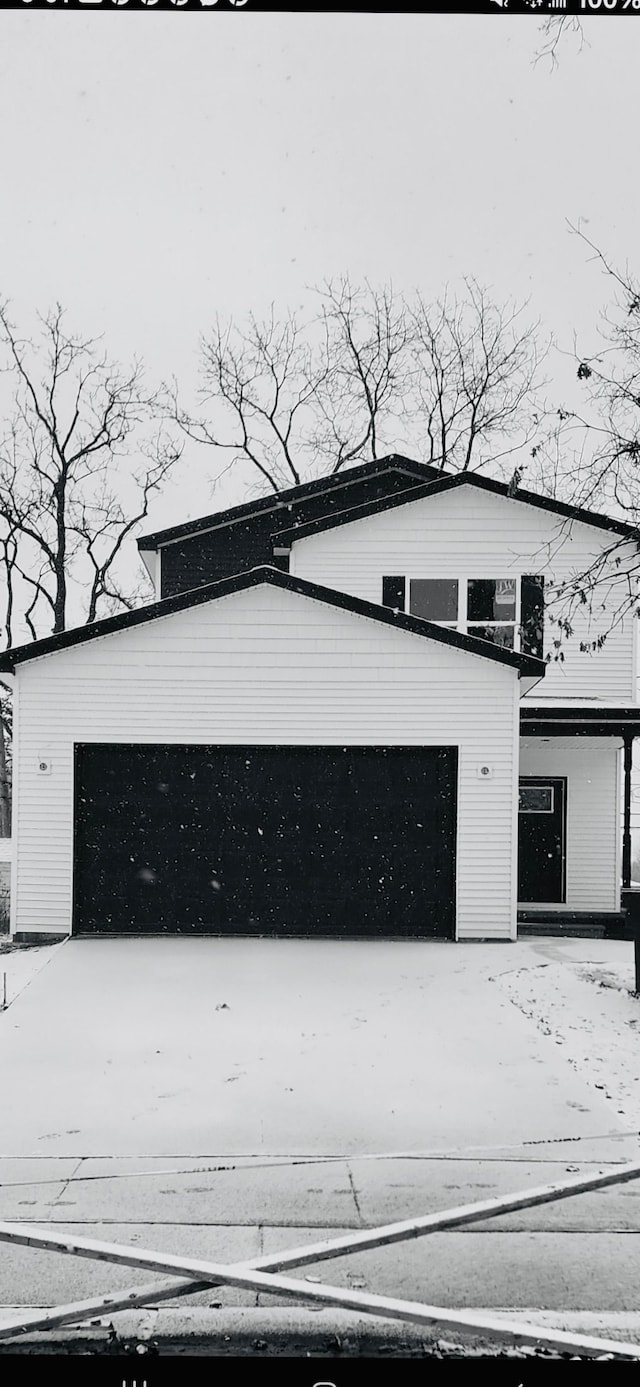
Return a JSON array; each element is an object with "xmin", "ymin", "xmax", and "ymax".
[{"xmin": 2, "ymin": 453, "xmax": 639, "ymax": 944}]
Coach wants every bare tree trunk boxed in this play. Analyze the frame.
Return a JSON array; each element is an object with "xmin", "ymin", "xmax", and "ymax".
[{"xmin": 0, "ymin": 707, "xmax": 11, "ymax": 838}]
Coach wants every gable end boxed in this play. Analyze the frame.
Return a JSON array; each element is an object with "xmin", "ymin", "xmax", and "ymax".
[{"xmin": 0, "ymin": 565, "xmax": 546, "ymax": 679}]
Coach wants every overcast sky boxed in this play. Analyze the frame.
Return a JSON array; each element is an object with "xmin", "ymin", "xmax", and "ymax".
[{"xmin": 0, "ymin": 12, "xmax": 638, "ymax": 530}]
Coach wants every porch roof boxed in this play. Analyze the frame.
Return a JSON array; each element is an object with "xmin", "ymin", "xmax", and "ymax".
[{"xmin": 520, "ymin": 700, "xmax": 640, "ymax": 737}]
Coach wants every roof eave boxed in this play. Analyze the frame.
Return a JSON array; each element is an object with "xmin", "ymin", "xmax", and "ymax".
[
  {"xmin": 0, "ymin": 565, "xmax": 544, "ymax": 678},
  {"xmin": 137, "ymin": 455, "xmax": 440, "ymax": 551},
  {"xmin": 273, "ymin": 472, "xmax": 640, "ymax": 548}
]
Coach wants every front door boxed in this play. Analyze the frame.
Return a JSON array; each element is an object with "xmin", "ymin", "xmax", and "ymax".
[{"xmin": 518, "ymin": 777, "xmax": 566, "ymax": 904}]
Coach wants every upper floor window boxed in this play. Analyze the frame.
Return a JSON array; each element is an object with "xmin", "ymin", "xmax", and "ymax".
[
  {"xmin": 382, "ymin": 575, "xmax": 544, "ymax": 658},
  {"xmin": 466, "ymin": 578, "xmax": 517, "ymax": 650},
  {"xmin": 409, "ymin": 579, "xmax": 458, "ymax": 625}
]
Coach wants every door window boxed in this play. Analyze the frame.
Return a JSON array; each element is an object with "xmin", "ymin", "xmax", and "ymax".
[{"xmin": 519, "ymin": 785, "xmax": 554, "ymax": 813}]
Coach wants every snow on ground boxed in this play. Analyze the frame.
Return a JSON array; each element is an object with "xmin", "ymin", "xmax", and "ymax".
[
  {"xmin": 1, "ymin": 934, "xmax": 639, "ymax": 1139},
  {"xmin": 493, "ymin": 939, "xmax": 640, "ymax": 1132},
  {"xmin": 0, "ymin": 940, "xmax": 66, "ymax": 1010}
]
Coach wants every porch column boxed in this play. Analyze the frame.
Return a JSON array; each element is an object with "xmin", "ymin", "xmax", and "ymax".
[{"xmin": 623, "ymin": 733, "xmax": 634, "ymax": 890}]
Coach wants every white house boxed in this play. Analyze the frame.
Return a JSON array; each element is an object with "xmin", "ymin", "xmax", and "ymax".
[{"xmin": 2, "ymin": 454, "xmax": 639, "ymax": 944}]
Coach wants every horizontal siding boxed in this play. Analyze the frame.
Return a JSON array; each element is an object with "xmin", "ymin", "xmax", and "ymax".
[
  {"xmin": 290, "ymin": 487, "xmax": 638, "ymax": 703},
  {"xmin": 519, "ymin": 736, "xmax": 622, "ymax": 912},
  {"xmin": 14, "ymin": 584, "xmax": 518, "ymax": 941}
]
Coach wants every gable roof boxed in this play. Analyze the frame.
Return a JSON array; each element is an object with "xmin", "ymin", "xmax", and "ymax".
[
  {"xmin": 272, "ymin": 470, "xmax": 640, "ymax": 547},
  {"xmin": 0, "ymin": 565, "xmax": 545, "ymax": 678},
  {"xmin": 137, "ymin": 455, "xmax": 442, "ymax": 551}
]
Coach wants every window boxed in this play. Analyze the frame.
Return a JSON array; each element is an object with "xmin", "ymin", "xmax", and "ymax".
[
  {"xmin": 469, "ymin": 623, "xmax": 515, "ymax": 651},
  {"xmin": 519, "ymin": 785, "xmax": 554, "ymax": 813},
  {"xmin": 467, "ymin": 578, "xmax": 516, "ymax": 622},
  {"xmin": 467, "ymin": 578, "xmax": 517, "ymax": 649},
  {"xmin": 382, "ymin": 573, "xmax": 544, "ymax": 656},
  {"xmin": 409, "ymin": 579, "xmax": 458, "ymax": 624}
]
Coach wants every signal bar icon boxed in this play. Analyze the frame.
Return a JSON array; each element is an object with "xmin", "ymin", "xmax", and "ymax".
[{"xmin": 549, "ymin": 0, "xmax": 567, "ymax": 8}]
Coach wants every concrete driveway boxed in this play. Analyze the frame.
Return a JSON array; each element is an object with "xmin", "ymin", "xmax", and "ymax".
[
  {"xmin": 1, "ymin": 937, "xmax": 639, "ymax": 1328},
  {"xmin": 0, "ymin": 936, "xmax": 624, "ymax": 1158}
]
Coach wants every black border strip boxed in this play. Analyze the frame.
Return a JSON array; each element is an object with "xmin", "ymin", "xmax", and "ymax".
[{"xmin": 0, "ymin": 565, "xmax": 546, "ymax": 676}]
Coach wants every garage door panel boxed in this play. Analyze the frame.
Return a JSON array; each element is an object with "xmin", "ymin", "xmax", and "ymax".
[{"xmin": 74, "ymin": 745, "xmax": 457, "ymax": 938}]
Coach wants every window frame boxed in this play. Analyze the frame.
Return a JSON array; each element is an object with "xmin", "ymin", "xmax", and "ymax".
[
  {"xmin": 400, "ymin": 575, "xmax": 524, "ymax": 652},
  {"xmin": 408, "ymin": 577, "xmax": 460, "ymax": 626},
  {"xmin": 518, "ymin": 784, "xmax": 555, "ymax": 814}
]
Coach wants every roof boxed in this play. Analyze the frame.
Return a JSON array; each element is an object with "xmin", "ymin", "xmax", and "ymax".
[
  {"xmin": 0, "ymin": 565, "xmax": 545, "ymax": 678},
  {"xmin": 272, "ymin": 470, "xmax": 640, "ymax": 547},
  {"xmin": 137, "ymin": 455, "xmax": 442, "ymax": 551},
  {"xmin": 520, "ymin": 703, "xmax": 640, "ymax": 735},
  {"xmin": 521, "ymin": 703, "xmax": 640, "ymax": 724}
]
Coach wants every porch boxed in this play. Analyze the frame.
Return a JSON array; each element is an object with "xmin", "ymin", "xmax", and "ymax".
[{"xmin": 517, "ymin": 703, "xmax": 640, "ymax": 940}]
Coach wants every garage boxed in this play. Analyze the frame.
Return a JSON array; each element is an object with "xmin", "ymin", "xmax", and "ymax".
[
  {"xmin": 73, "ymin": 744, "xmax": 457, "ymax": 938},
  {"xmin": 1, "ymin": 567, "xmax": 529, "ymax": 942}
]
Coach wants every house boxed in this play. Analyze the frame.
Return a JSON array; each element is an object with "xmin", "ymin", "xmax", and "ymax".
[{"xmin": 1, "ymin": 453, "xmax": 639, "ymax": 944}]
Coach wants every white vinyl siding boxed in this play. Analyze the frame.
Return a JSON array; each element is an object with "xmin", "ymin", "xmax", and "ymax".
[
  {"xmin": 11, "ymin": 584, "xmax": 520, "ymax": 942},
  {"xmin": 519, "ymin": 736, "xmax": 622, "ymax": 912},
  {"xmin": 289, "ymin": 486, "xmax": 638, "ymax": 703}
]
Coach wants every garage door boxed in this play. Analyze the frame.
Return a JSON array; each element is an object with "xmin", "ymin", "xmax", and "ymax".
[{"xmin": 73, "ymin": 745, "xmax": 457, "ymax": 938}]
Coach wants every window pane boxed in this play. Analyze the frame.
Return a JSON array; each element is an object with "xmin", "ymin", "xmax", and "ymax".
[
  {"xmin": 519, "ymin": 785, "xmax": 553, "ymax": 813},
  {"xmin": 409, "ymin": 579, "xmax": 458, "ymax": 622},
  {"xmin": 468, "ymin": 623, "xmax": 515, "ymax": 650},
  {"xmin": 467, "ymin": 578, "xmax": 516, "ymax": 622}
]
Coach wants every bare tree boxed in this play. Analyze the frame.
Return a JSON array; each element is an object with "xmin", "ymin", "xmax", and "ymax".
[
  {"xmin": 0, "ymin": 301, "xmax": 181, "ymax": 832},
  {"xmin": 536, "ymin": 227, "xmax": 640, "ymax": 521},
  {"xmin": 179, "ymin": 278, "xmax": 545, "ymax": 494},
  {"xmin": 310, "ymin": 278, "xmax": 413, "ymax": 469},
  {"xmin": 524, "ymin": 227, "xmax": 640, "ymax": 648},
  {"xmin": 0, "ymin": 302, "xmax": 180, "ymax": 636},
  {"xmin": 569, "ymin": 227, "xmax": 640, "ymax": 504},
  {"xmin": 174, "ymin": 308, "xmax": 328, "ymax": 495},
  {"xmin": 534, "ymin": 16, "xmax": 586, "ymax": 69},
  {"xmin": 409, "ymin": 279, "xmax": 546, "ymax": 475},
  {"xmin": 174, "ymin": 281, "xmax": 412, "ymax": 491},
  {"xmin": 0, "ymin": 529, "xmax": 21, "ymax": 835}
]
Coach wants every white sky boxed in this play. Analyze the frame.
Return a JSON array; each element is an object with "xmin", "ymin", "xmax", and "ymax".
[{"xmin": 0, "ymin": 12, "xmax": 638, "ymax": 531}]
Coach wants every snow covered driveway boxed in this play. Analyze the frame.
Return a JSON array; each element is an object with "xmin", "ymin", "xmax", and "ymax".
[
  {"xmin": 0, "ymin": 935, "xmax": 636, "ymax": 1159},
  {"xmin": 494, "ymin": 938, "xmax": 640, "ymax": 1132}
]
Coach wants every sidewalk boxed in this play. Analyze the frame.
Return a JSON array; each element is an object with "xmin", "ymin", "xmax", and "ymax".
[{"xmin": 1, "ymin": 1137, "xmax": 640, "ymax": 1353}]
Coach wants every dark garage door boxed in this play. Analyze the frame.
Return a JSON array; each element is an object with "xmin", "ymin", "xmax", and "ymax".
[{"xmin": 73, "ymin": 745, "xmax": 457, "ymax": 938}]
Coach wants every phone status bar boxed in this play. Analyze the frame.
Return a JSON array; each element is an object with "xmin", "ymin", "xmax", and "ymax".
[{"xmin": 11, "ymin": 0, "xmax": 640, "ymax": 13}]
